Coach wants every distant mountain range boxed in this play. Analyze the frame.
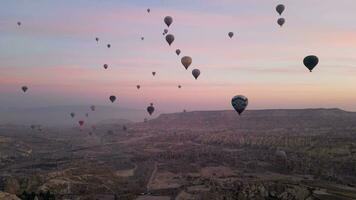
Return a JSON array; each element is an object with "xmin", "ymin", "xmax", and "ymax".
[
  {"xmin": 0, "ymin": 105, "xmax": 151, "ymax": 126},
  {"xmin": 140, "ymin": 108, "xmax": 356, "ymax": 133}
]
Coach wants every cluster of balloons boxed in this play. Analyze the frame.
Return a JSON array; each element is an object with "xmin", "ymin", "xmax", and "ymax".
[{"xmin": 276, "ymin": 4, "xmax": 286, "ymax": 27}]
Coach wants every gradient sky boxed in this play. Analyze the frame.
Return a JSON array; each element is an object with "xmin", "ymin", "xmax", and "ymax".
[{"xmin": 1, "ymin": 0, "xmax": 356, "ymax": 112}]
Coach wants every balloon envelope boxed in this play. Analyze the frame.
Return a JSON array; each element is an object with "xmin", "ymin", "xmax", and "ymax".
[
  {"xmin": 109, "ymin": 95, "xmax": 116, "ymax": 103},
  {"xmin": 79, "ymin": 121, "xmax": 84, "ymax": 126},
  {"xmin": 277, "ymin": 18, "xmax": 285, "ymax": 27},
  {"xmin": 228, "ymin": 32, "xmax": 234, "ymax": 38},
  {"xmin": 103, "ymin": 64, "xmax": 108, "ymax": 69},
  {"xmin": 231, "ymin": 95, "xmax": 248, "ymax": 115},
  {"xmin": 192, "ymin": 69, "xmax": 201, "ymax": 80},
  {"xmin": 176, "ymin": 49, "xmax": 181, "ymax": 55},
  {"xmin": 181, "ymin": 56, "xmax": 192, "ymax": 70},
  {"xmin": 165, "ymin": 34, "xmax": 175, "ymax": 46},
  {"xmin": 303, "ymin": 55, "xmax": 319, "ymax": 72},
  {"xmin": 276, "ymin": 4, "xmax": 285, "ymax": 15},
  {"xmin": 21, "ymin": 86, "xmax": 28, "ymax": 93},
  {"xmin": 164, "ymin": 16, "xmax": 173, "ymax": 27},
  {"xmin": 147, "ymin": 104, "xmax": 155, "ymax": 115}
]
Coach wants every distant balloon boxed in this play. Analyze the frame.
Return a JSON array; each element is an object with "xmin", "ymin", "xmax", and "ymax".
[
  {"xmin": 17, "ymin": 21, "xmax": 21, "ymax": 26},
  {"xmin": 183, "ymin": 109, "xmax": 186, "ymax": 113},
  {"xmin": 228, "ymin": 32, "xmax": 234, "ymax": 38},
  {"xmin": 21, "ymin": 86, "xmax": 28, "ymax": 93},
  {"xmin": 165, "ymin": 34, "xmax": 175, "ymax": 46},
  {"xmin": 103, "ymin": 64, "xmax": 108, "ymax": 69},
  {"xmin": 123, "ymin": 125, "xmax": 127, "ymax": 131},
  {"xmin": 277, "ymin": 18, "xmax": 285, "ymax": 27},
  {"xmin": 95, "ymin": 37, "xmax": 99, "ymax": 42},
  {"xmin": 70, "ymin": 112, "xmax": 75, "ymax": 118},
  {"xmin": 164, "ymin": 29, "xmax": 168, "ymax": 34},
  {"xmin": 136, "ymin": 85, "xmax": 141, "ymax": 89},
  {"xmin": 178, "ymin": 85, "xmax": 182, "ymax": 89},
  {"xmin": 276, "ymin": 4, "xmax": 285, "ymax": 15},
  {"xmin": 192, "ymin": 69, "xmax": 200, "ymax": 80},
  {"xmin": 231, "ymin": 95, "xmax": 248, "ymax": 115},
  {"xmin": 147, "ymin": 8, "xmax": 150, "ymax": 13},
  {"xmin": 90, "ymin": 105, "xmax": 96, "ymax": 111},
  {"xmin": 78, "ymin": 120, "xmax": 84, "ymax": 126},
  {"xmin": 30, "ymin": 125, "xmax": 36, "ymax": 129},
  {"xmin": 152, "ymin": 71, "xmax": 156, "ymax": 76},
  {"xmin": 181, "ymin": 56, "xmax": 192, "ymax": 70},
  {"xmin": 303, "ymin": 55, "xmax": 319, "ymax": 72},
  {"xmin": 107, "ymin": 44, "xmax": 111, "ymax": 48},
  {"xmin": 109, "ymin": 95, "xmax": 116, "ymax": 103},
  {"xmin": 147, "ymin": 103, "xmax": 155, "ymax": 115},
  {"xmin": 176, "ymin": 49, "xmax": 181, "ymax": 56},
  {"xmin": 85, "ymin": 113, "xmax": 89, "ymax": 117},
  {"xmin": 164, "ymin": 16, "xmax": 173, "ymax": 27},
  {"xmin": 141, "ymin": 37, "xmax": 144, "ymax": 41}
]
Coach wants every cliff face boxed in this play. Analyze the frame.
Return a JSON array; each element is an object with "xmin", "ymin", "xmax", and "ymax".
[{"xmin": 138, "ymin": 109, "xmax": 356, "ymax": 132}]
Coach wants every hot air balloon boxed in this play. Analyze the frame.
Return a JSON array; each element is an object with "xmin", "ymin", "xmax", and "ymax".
[
  {"xmin": 21, "ymin": 86, "xmax": 28, "ymax": 93},
  {"xmin": 181, "ymin": 56, "xmax": 192, "ymax": 70},
  {"xmin": 17, "ymin": 21, "xmax": 21, "ymax": 26},
  {"xmin": 228, "ymin": 32, "xmax": 234, "ymax": 38},
  {"xmin": 164, "ymin": 29, "xmax": 168, "ymax": 34},
  {"xmin": 103, "ymin": 64, "xmax": 108, "ymax": 69},
  {"xmin": 85, "ymin": 113, "xmax": 89, "ymax": 117},
  {"xmin": 141, "ymin": 37, "xmax": 144, "ymax": 41},
  {"xmin": 90, "ymin": 105, "xmax": 95, "ymax": 111},
  {"xmin": 95, "ymin": 37, "xmax": 99, "ymax": 43},
  {"xmin": 192, "ymin": 69, "xmax": 200, "ymax": 80},
  {"xmin": 109, "ymin": 95, "xmax": 116, "ymax": 103},
  {"xmin": 152, "ymin": 71, "xmax": 156, "ymax": 76},
  {"xmin": 70, "ymin": 112, "xmax": 75, "ymax": 118},
  {"xmin": 78, "ymin": 120, "xmax": 84, "ymax": 126},
  {"xmin": 176, "ymin": 49, "xmax": 181, "ymax": 56},
  {"xmin": 231, "ymin": 95, "xmax": 248, "ymax": 115},
  {"xmin": 107, "ymin": 44, "xmax": 111, "ymax": 48},
  {"xmin": 165, "ymin": 34, "xmax": 174, "ymax": 46},
  {"xmin": 147, "ymin": 8, "xmax": 150, "ymax": 13},
  {"xmin": 136, "ymin": 85, "xmax": 141, "ymax": 89},
  {"xmin": 303, "ymin": 55, "xmax": 319, "ymax": 72},
  {"xmin": 30, "ymin": 125, "xmax": 36, "ymax": 129},
  {"xmin": 164, "ymin": 16, "xmax": 173, "ymax": 27},
  {"xmin": 277, "ymin": 18, "xmax": 285, "ymax": 27},
  {"xmin": 178, "ymin": 85, "xmax": 182, "ymax": 89},
  {"xmin": 276, "ymin": 4, "xmax": 285, "ymax": 15},
  {"xmin": 147, "ymin": 103, "xmax": 155, "ymax": 115}
]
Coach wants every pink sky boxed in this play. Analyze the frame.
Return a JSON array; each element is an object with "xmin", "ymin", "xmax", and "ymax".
[{"xmin": 1, "ymin": 0, "xmax": 356, "ymax": 112}]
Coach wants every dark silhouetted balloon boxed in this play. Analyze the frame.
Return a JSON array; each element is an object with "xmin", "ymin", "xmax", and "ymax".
[
  {"xmin": 228, "ymin": 32, "xmax": 234, "ymax": 38},
  {"xmin": 90, "ymin": 105, "xmax": 95, "ymax": 111},
  {"xmin": 141, "ymin": 37, "xmax": 144, "ymax": 41},
  {"xmin": 181, "ymin": 56, "xmax": 192, "ymax": 70},
  {"xmin": 152, "ymin": 71, "xmax": 156, "ymax": 76},
  {"xmin": 164, "ymin": 16, "xmax": 173, "ymax": 27},
  {"xmin": 192, "ymin": 69, "xmax": 200, "ymax": 80},
  {"xmin": 147, "ymin": 8, "xmax": 150, "ymax": 13},
  {"xmin": 107, "ymin": 44, "xmax": 111, "ymax": 48},
  {"xmin": 103, "ymin": 64, "xmax": 108, "ymax": 69},
  {"xmin": 276, "ymin": 4, "xmax": 285, "ymax": 15},
  {"xmin": 17, "ymin": 21, "xmax": 21, "ymax": 26},
  {"xmin": 231, "ymin": 95, "xmax": 248, "ymax": 115},
  {"xmin": 85, "ymin": 113, "xmax": 89, "ymax": 117},
  {"xmin": 21, "ymin": 86, "xmax": 28, "ymax": 93},
  {"xmin": 109, "ymin": 95, "xmax": 116, "ymax": 103},
  {"xmin": 137, "ymin": 85, "xmax": 141, "ymax": 89},
  {"xmin": 165, "ymin": 34, "xmax": 174, "ymax": 46},
  {"xmin": 164, "ymin": 29, "xmax": 168, "ymax": 34},
  {"xmin": 79, "ymin": 120, "xmax": 84, "ymax": 126},
  {"xmin": 70, "ymin": 112, "xmax": 75, "ymax": 118},
  {"xmin": 176, "ymin": 49, "xmax": 181, "ymax": 55},
  {"xmin": 277, "ymin": 18, "xmax": 285, "ymax": 27},
  {"xmin": 147, "ymin": 103, "xmax": 155, "ymax": 115},
  {"xmin": 95, "ymin": 37, "xmax": 99, "ymax": 42},
  {"xmin": 303, "ymin": 55, "xmax": 319, "ymax": 72},
  {"xmin": 178, "ymin": 85, "xmax": 182, "ymax": 88}
]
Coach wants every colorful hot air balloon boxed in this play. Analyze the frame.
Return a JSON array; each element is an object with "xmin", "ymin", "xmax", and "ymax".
[
  {"xmin": 165, "ymin": 34, "xmax": 175, "ymax": 46},
  {"xmin": 231, "ymin": 95, "xmax": 248, "ymax": 115},
  {"xmin": 276, "ymin": 4, "xmax": 285, "ymax": 15},
  {"xmin": 109, "ymin": 95, "xmax": 116, "ymax": 103},
  {"xmin": 164, "ymin": 16, "xmax": 173, "ymax": 27},
  {"xmin": 192, "ymin": 69, "xmax": 200, "ymax": 80},
  {"xmin": 147, "ymin": 103, "xmax": 155, "ymax": 115},
  {"xmin": 181, "ymin": 56, "xmax": 192, "ymax": 70},
  {"xmin": 21, "ymin": 86, "xmax": 28, "ymax": 93},
  {"xmin": 303, "ymin": 55, "xmax": 319, "ymax": 72}
]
